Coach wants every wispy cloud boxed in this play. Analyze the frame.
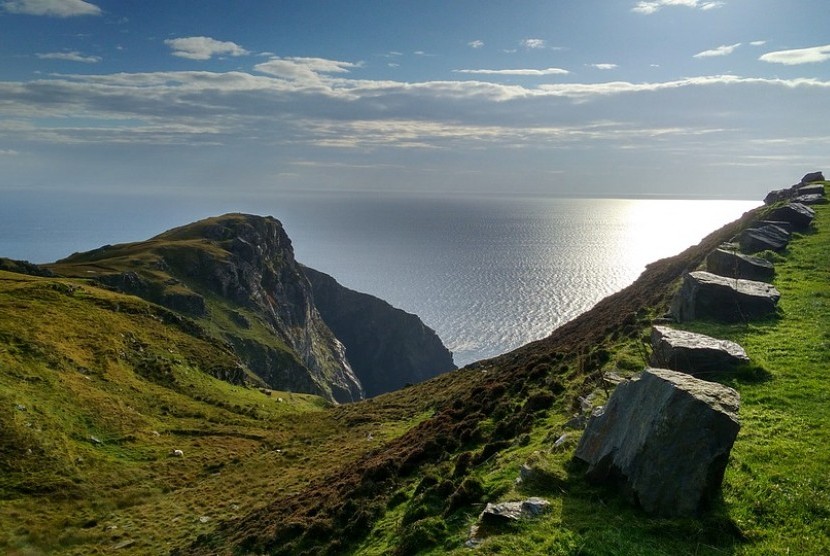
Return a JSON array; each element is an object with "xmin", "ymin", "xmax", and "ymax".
[
  {"xmin": 750, "ymin": 40, "xmax": 766, "ymax": 47},
  {"xmin": 521, "ymin": 39, "xmax": 547, "ymax": 49},
  {"xmin": 255, "ymin": 57, "xmax": 361, "ymax": 80},
  {"xmin": 760, "ymin": 44, "xmax": 830, "ymax": 65},
  {"xmin": 453, "ymin": 67, "xmax": 569, "ymax": 76},
  {"xmin": 694, "ymin": 43, "xmax": 741, "ymax": 58},
  {"xmin": 36, "ymin": 51, "xmax": 101, "ymax": 63},
  {"xmin": 589, "ymin": 63, "xmax": 618, "ymax": 70},
  {"xmin": 164, "ymin": 36, "xmax": 249, "ymax": 61},
  {"xmin": 0, "ymin": 149, "xmax": 19, "ymax": 156},
  {"xmin": 633, "ymin": 0, "xmax": 724, "ymax": 15},
  {"xmin": 1, "ymin": 0, "xmax": 100, "ymax": 17},
  {"xmin": 468, "ymin": 40, "xmax": 484, "ymax": 49}
]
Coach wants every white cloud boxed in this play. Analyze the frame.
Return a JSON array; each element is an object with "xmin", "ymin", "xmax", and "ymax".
[
  {"xmin": 254, "ymin": 57, "xmax": 361, "ymax": 83},
  {"xmin": 453, "ymin": 67, "xmax": 569, "ymax": 76},
  {"xmin": 468, "ymin": 40, "xmax": 484, "ymax": 49},
  {"xmin": 0, "ymin": 149, "xmax": 19, "ymax": 155},
  {"xmin": 164, "ymin": 36, "xmax": 249, "ymax": 61},
  {"xmin": 521, "ymin": 39, "xmax": 547, "ymax": 49},
  {"xmin": 694, "ymin": 43, "xmax": 741, "ymax": 58},
  {"xmin": 1, "ymin": 0, "xmax": 100, "ymax": 16},
  {"xmin": 589, "ymin": 63, "xmax": 618, "ymax": 70},
  {"xmin": 36, "ymin": 51, "xmax": 101, "ymax": 63},
  {"xmin": 760, "ymin": 44, "xmax": 830, "ymax": 65},
  {"xmin": 632, "ymin": 0, "xmax": 723, "ymax": 14},
  {"xmin": 750, "ymin": 40, "xmax": 766, "ymax": 47}
]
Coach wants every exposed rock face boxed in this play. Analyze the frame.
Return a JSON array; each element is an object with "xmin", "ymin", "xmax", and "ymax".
[
  {"xmin": 479, "ymin": 498, "xmax": 550, "ymax": 523},
  {"xmin": 54, "ymin": 214, "xmax": 364, "ymax": 403},
  {"xmin": 801, "ymin": 171, "xmax": 825, "ymax": 183},
  {"xmin": 738, "ymin": 223, "xmax": 790, "ymax": 253},
  {"xmin": 706, "ymin": 248, "xmax": 774, "ymax": 282},
  {"xmin": 153, "ymin": 215, "xmax": 364, "ymax": 403},
  {"xmin": 796, "ymin": 183, "xmax": 826, "ymax": 197},
  {"xmin": 574, "ymin": 368, "xmax": 740, "ymax": 516},
  {"xmin": 793, "ymin": 193, "xmax": 827, "ymax": 205},
  {"xmin": 650, "ymin": 326, "xmax": 749, "ymax": 377},
  {"xmin": 303, "ymin": 266, "xmax": 456, "ymax": 397},
  {"xmin": 767, "ymin": 202, "xmax": 815, "ymax": 231},
  {"xmin": 671, "ymin": 271, "xmax": 780, "ymax": 323}
]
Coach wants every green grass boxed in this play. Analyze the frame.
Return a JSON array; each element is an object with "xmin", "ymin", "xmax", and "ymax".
[{"xmin": 350, "ymin": 204, "xmax": 830, "ymax": 555}]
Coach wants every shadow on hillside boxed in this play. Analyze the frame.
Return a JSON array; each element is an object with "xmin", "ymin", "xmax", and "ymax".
[{"xmin": 553, "ymin": 460, "xmax": 746, "ymax": 555}]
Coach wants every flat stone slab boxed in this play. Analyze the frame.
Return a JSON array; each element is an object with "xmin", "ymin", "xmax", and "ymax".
[
  {"xmin": 671, "ymin": 271, "xmax": 780, "ymax": 323},
  {"xmin": 739, "ymin": 223, "xmax": 790, "ymax": 253},
  {"xmin": 706, "ymin": 248, "xmax": 774, "ymax": 282},
  {"xmin": 575, "ymin": 368, "xmax": 740, "ymax": 516},
  {"xmin": 793, "ymin": 193, "xmax": 827, "ymax": 205},
  {"xmin": 767, "ymin": 202, "xmax": 815, "ymax": 231},
  {"xmin": 796, "ymin": 183, "xmax": 825, "ymax": 197},
  {"xmin": 650, "ymin": 325, "xmax": 749, "ymax": 377}
]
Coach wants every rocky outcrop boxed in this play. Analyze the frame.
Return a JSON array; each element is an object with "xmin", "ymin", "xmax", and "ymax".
[
  {"xmin": 574, "ymin": 368, "xmax": 740, "ymax": 516},
  {"xmin": 650, "ymin": 326, "xmax": 749, "ymax": 377},
  {"xmin": 706, "ymin": 248, "xmax": 774, "ymax": 282},
  {"xmin": 738, "ymin": 223, "xmax": 790, "ymax": 253},
  {"xmin": 671, "ymin": 271, "xmax": 780, "ymax": 323},
  {"xmin": 764, "ymin": 173, "xmax": 826, "ymax": 204},
  {"xmin": 303, "ymin": 266, "xmax": 456, "ymax": 397},
  {"xmin": 54, "ymin": 214, "xmax": 364, "ymax": 403},
  {"xmin": 801, "ymin": 171, "xmax": 825, "ymax": 183},
  {"xmin": 766, "ymin": 202, "xmax": 815, "ymax": 231}
]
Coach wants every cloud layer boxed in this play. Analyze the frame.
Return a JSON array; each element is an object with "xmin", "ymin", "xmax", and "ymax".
[
  {"xmin": 633, "ymin": 0, "xmax": 723, "ymax": 14},
  {"xmin": 760, "ymin": 44, "xmax": 830, "ymax": 65}
]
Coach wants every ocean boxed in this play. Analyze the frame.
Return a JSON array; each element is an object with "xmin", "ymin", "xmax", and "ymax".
[{"xmin": 0, "ymin": 190, "xmax": 758, "ymax": 366}]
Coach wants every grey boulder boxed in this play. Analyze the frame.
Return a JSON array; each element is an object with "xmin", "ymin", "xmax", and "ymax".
[
  {"xmin": 793, "ymin": 193, "xmax": 827, "ymax": 206},
  {"xmin": 706, "ymin": 248, "xmax": 775, "ymax": 282},
  {"xmin": 671, "ymin": 271, "xmax": 780, "ymax": 323},
  {"xmin": 801, "ymin": 171, "xmax": 824, "ymax": 183},
  {"xmin": 738, "ymin": 223, "xmax": 790, "ymax": 253},
  {"xmin": 650, "ymin": 325, "xmax": 749, "ymax": 377},
  {"xmin": 574, "ymin": 368, "xmax": 740, "ymax": 516},
  {"xmin": 767, "ymin": 202, "xmax": 815, "ymax": 231},
  {"xmin": 479, "ymin": 498, "xmax": 551, "ymax": 523}
]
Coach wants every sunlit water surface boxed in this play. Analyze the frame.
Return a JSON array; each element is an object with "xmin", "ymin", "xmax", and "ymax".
[{"xmin": 0, "ymin": 193, "xmax": 758, "ymax": 366}]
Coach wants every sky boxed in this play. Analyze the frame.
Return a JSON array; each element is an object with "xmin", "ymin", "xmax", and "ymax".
[{"xmin": 1, "ymin": 0, "xmax": 828, "ymax": 201}]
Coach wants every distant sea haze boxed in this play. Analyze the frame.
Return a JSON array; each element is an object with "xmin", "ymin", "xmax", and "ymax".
[{"xmin": 0, "ymin": 192, "xmax": 758, "ymax": 367}]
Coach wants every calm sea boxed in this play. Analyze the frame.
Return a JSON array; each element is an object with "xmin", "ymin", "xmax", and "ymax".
[{"xmin": 0, "ymin": 191, "xmax": 758, "ymax": 366}]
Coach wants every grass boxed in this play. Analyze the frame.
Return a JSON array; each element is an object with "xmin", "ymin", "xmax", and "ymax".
[
  {"xmin": 1, "ymin": 199, "xmax": 827, "ymax": 555},
  {"xmin": 0, "ymin": 271, "xmax": 429, "ymax": 555},
  {"xmin": 345, "ymin": 203, "xmax": 830, "ymax": 555}
]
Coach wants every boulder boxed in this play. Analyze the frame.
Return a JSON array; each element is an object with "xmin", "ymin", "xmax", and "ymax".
[
  {"xmin": 650, "ymin": 326, "xmax": 749, "ymax": 377},
  {"xmin": 479, "ymin": 498, "xmax": 551, "ymax": 523},
  {"xmin": 767, "ymin": 202, "xmax": 815, "ymax": 231},
  {"xmin": 793, "ymin": 193, "xmax": 827, "ymax": 206},
  {"xmin": 574, "ymin": 368, "xmax": 740, "ymax": 516},
  {"xmin": 801, "ymin": 171, "xmax": 824, "ymax": 183},
  {"xmin": 764, "ymin": 188, "xmax": 791, "ymax": 205},
  {"xmin": 796, "ymin": 183, "xmax": 825, "ymax": 197},
  {"xmin": 670, "ymin": 271, "xmax": 780, "ymax": 323},
  {"xmin": 706, "ymin": 248, "xmax": 774, "ymax": 282},
  {"xmin": 738, "ymin": 223, "xmax": 790, "ymax": 253}
]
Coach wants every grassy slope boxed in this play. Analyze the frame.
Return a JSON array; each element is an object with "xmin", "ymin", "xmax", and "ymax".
[
  {"xmin": 2, "ymin": 198, "xmax": 827, "ymax": 555},
  {"xmin": 0, "ymin": 273, "xmax": 428, "ymax": 555},
  {"xmin": 356, "ymin": 203, "xmax": 830, "ymax": 555}
]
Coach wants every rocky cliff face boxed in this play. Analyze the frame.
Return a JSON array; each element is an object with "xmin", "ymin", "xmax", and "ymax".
[
  {"xmin": 53, "ymin": 214, "xmax": 364, "ymax": 403},
  {"xmin": 303, "ymin": 266, "xmax": 457, "ymax": 397}
]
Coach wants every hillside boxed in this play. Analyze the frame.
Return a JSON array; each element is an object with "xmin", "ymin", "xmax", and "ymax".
[{"xmin": 1, "ymin": 181, "xmax": 828, "ymax": 555}]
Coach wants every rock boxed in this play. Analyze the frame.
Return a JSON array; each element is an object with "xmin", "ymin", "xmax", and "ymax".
[
  {"xmin": 479, "ymin": 497, "xmax": 551, "ymax": 524},
  {"xmin": 302, "ymin": 266, "xmax": 456, "ymax": 397},
  {"xmin": 706, "ymin": 248, "xmax": 775, "ymax": 282},
  {"xmin": 801, "ymin": 171, "xmax": 824, "ymax": 183},
  {"xmin": 796, "ymin": 183, "xmax": 825, "ymax": 197},
  {"xmin": 15, "ymin": 404, "xmax": 26, "ymax": 411},
  {"xmin": 793, "ymin": 193, "xmax": 827, "ymax": 206},
  {"xmin": 738, "ymin": 223, "xmax": 790, "ymax": 253},
  {"xmin": 650, "ymin": 326, "xmax": 749, "ymax": 377},
  {"xmin": 113, "ymin": 539, "xmax": 136, "ymax": 550},
  {"xmin": 767, "ymin": 202, "xmax": 815, "ymax": 231},
  {"xmin": 563, "ymin": 414, "xmax": 588, "ymax": 430},
  {"xmin": 671, "ymin": 271, "xmax": 780, "ymax": 323},
  {"xmin": 170, "ymin": 449, "xmax": 184, "ymax": 457},
  {"xmin": 90, "ymin": 435, "xmax": 103, "ymax": 445},
  {"xmin": 574, "ymin": 368, "xmax": 740, "ymax": 516},
  {"xmin": 764, "ymin": 188, "xmax": 791, "ymax": 205}
]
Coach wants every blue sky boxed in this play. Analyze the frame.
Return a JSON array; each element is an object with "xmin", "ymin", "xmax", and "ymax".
[{"xmin": 1, "ymin": 0, "xmax": 828, "ymax": 200}]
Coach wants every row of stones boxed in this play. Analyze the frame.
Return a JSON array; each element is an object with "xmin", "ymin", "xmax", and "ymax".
[{"xmin": 573, "ymin": 174, "xmax": 825, "ymax": 517}]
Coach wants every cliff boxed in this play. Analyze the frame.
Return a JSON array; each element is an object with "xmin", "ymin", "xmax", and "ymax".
[
  {"xmin": 50, "ymin": 213, "xmax": 365, "ymax": 403},
  {"xmin": 303, "ymin": 266, "xmax": 456, "ymax": 397}
]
